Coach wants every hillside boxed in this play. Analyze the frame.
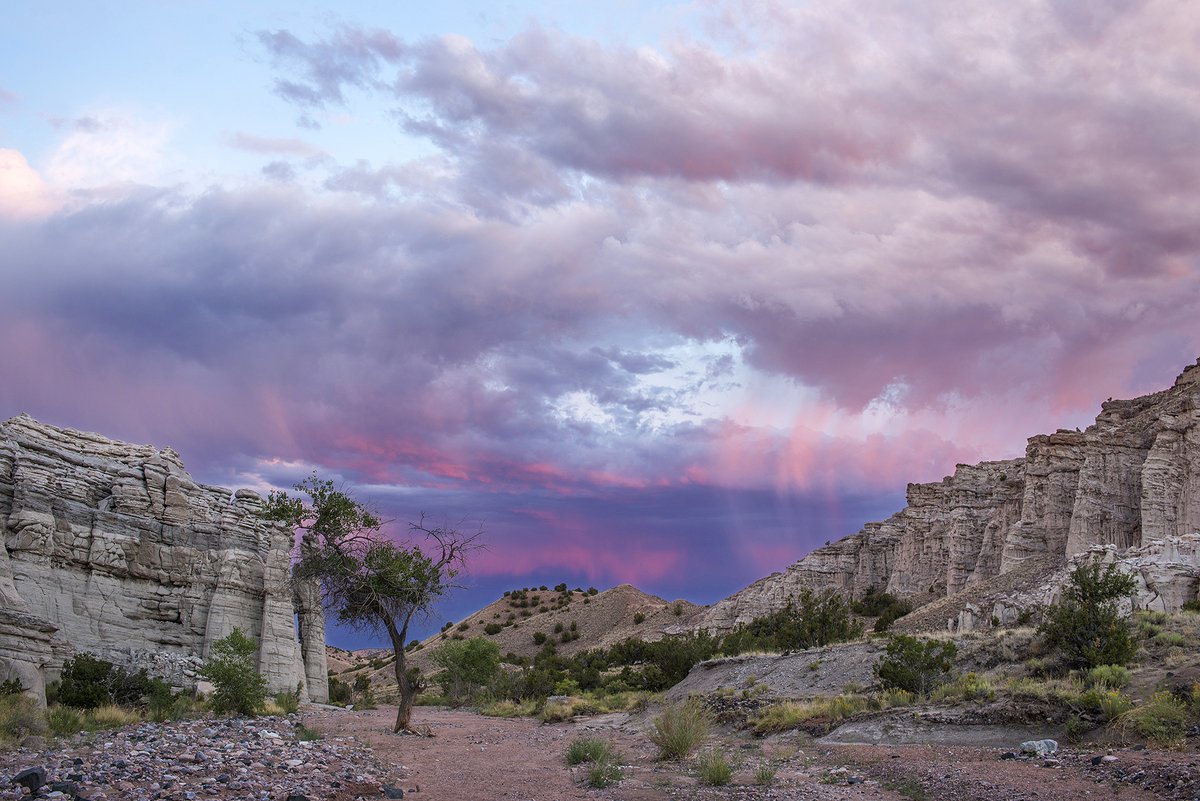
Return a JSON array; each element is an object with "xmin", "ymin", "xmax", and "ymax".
[{"xmin": 327, "ymin": 582, "xmax": 704, "ymax": 698}]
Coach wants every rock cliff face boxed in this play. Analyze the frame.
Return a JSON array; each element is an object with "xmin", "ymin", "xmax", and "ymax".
[
  {"xmin": 0, "ymin": 415, "xmax": 327, "ymax": 703},
  {"xmin": 700, "ymin": 359, "xmax": 1200, "ymax": 630}
]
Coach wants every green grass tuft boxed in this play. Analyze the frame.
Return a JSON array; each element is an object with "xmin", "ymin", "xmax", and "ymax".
[
  {"xmin": 649, "ymin": 700, "xmax": 711, "ymax": 760},
  {"xmin": 696, "ymin": 750, "xmax": 733, "ymax": 786}
]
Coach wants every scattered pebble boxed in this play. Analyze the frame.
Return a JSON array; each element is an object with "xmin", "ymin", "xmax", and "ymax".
[{"xmin": 1, "ymin": 715, "xmax": 400, "ymax": 801}]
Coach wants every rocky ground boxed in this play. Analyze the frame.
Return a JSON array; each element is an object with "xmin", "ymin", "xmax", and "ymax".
[
  {"xmin": 6, "ymin": 706, "xmax": 1197, "ymax": 801},
  {"xmin": 0, "ymin": 714, "xmax": 403, "ymax": 801}
]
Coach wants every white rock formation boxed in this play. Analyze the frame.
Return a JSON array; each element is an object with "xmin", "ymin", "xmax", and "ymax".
[
  {"xmin": 0, "ymin": 415, "xmax": 327, "ymax": 703},
  {"xmin": 700, "ymin": 359, "xmax": 1200, "ymax": 630}
]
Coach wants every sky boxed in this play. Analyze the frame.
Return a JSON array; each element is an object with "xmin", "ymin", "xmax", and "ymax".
[{"xmin": 2, "ymin": 1, "xmax": 1199, "ymax": 648}]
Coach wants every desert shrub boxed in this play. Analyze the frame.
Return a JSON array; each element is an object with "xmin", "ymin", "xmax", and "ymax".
[
  {"xmin": 852, "ymin": 588, "xmax": 914, "ymax": 632},
  {"xmin": 57, "ymin": 654, "xmax": 115, "ymax": 709},
  {"xmin": 199, "ymin": 628, "xmax": 267, "ymax": 716},
  {"xmin": 480, "ymin": 699, "xmax": 537, "ymax": 718},
  {"xmin": 484, "ymin": 623, "xmax": 502, "ymax": 635},
  {"xmin": 565, "ymin": 737, "xmax": 613, "ymax": 765},
  {"xmin": 1087, "ymin": 664, "xmax": 1132, "ymax": 689},
  {"xmin": 874, "ymin": 635, "xmax": 957, "ymax": 695},
  {"xmin": 57, "ymin": 653, "xmax": 159, "ymax": 710},
  {"xmin": 696, "ymin": 750, "xmax": 733, "ymax": 786},
  {"xmin": 273, "ymin": 689, "xmax": 300, "ymax": 714},
  {"xmin": 881, "ymin": 688, "xmax": 915, "ymax": 707},
  {"xmin": 296, "ymin": 723, "xmax": 323, "ymax": 741},
  {"xmin": 148, "ymin": 689, "xmax": 197, "ymax": 723},
  {"xmin": 633, "ymin": 612, "xmax": 646, "ymax": 624},
  {"xmin": 429, "ymin": 633, "xmax": 499, "ymax": 705},
  {"xmin": 533, "ymin": 632, "xmax": 548, "ymax": 645},
  {"xmin": 46, "ymin": 704, "xmax": 84, "ymax": 736},
  {"xmin": 1039, "ymin": 562, "xmax": 1137, "ymax": 670},
  {"xmin": 720, "ymin": 589, "xmax": 863, "ymax": 655},
  {"xmin": 1092, "ymin": 690, "xmax": 1133, "ymax": 721},
  {"xmin": 0, "ymin": 694, "xmax": 47, "ymax": 745},
  {"xmin": 539, "ymin": 696, "xmax": 601, "ymax": 722},
  {"xmin": 1117, "ymin": 691, "xmax": 1191, "ymax": 746},
  {"xmin": 1154, "ymin": 631, "xmax": 1187, "ymax": 647},
  {"xmin": 587, "ymin": 759, "xmax": 622, "ymax": 788},
  {"xmin": 356, "ymin": 688, "xmax": 378, "ymax": 710},
  {"xmin": 1182, "ymin": 598, "xmax": 1200, "ymax": 614},
  {"xmin": 88, "ymin": 704, "xmax": 140, "ymax": 729},
  {"xmin": 751, "ymin": 694, "xmax": 870, "ymax": 733},
  {"xmin": 328, "ymin": 676, "xmax": 353, "ymax": 705},
  {"xmin": 931, "ymin": 672, "xmax": 994, "ymax": 702},
  {"xmin": 432, "ymin": 637, "xmax": 501, "ymax": 705},
  {"xmin": 0, "ymin": 679, "xmax": 23, "ymax": 697},
  {"xmin": 649, "ymin": 699, "xmax": 711, "ymax": 760}
]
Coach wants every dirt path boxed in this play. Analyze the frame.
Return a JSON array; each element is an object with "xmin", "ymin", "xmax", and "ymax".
[{"xmin": 302, "ymin": 706, "xmax": 1196, "ymax": 800}]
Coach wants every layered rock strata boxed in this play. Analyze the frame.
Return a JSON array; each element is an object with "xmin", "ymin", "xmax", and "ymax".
[
  {"xmin": 0, "ymin": 415, "xmax": 327, "ymax": 702},
  {"xmin": 701, "ymin": 359, "xmax": 1200, "ymax": 630}
]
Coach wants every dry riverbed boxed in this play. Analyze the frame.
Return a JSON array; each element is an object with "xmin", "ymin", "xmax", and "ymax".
[{"xmin": 4, "ymin": 706, "xmax": 1197, "ymax": 800}]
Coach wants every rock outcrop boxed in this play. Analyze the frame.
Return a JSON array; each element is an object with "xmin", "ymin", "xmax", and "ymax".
[
  {"xmin": 0, "ymin": 415, "xmax": 327, "ymax": 702},
  {"xmin": 701, "ymin": 359, "xmax": 1200, "ymax": 630}
]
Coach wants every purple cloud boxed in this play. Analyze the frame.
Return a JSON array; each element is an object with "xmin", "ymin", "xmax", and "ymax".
[{"xmin": 3, "ymin": 2, "xmax": 1200, "ymax": 637}]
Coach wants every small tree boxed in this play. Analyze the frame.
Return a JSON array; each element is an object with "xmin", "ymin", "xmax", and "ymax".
[
  {"xmin": 1039, "ymin": 561, "xmax": 1138, "ymax": 670},
  {"xmin": 265, "ymin": 474, "xmax": 480, "ymax": 733},
  {"xmin": 431, "ymin": 637, "xmax": 500, "ymax": 704},
  {"xmin": 874, "ymin": 635, "xmax": 957, "ymax": 696},
  {"xmin": 200, "ymin": 628, "xmax": 267, "ymax": 716}
]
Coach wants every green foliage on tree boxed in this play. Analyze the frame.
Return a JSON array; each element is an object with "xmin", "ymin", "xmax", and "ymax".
[
  {"xmin": 199, "ymin": 628, "xmax": 267, "ymax": 716},
  {"xmin": 57, "ymin": 653, "xmax": 164, "ymax": 710},
  {"xmin": 1039, "ymin": 561, "xmax": 1138, "ymax": 670},
  {"xmin": 874, "ymin": 635, "xmax": 957, "ymax": 696},
  {"xmin": 850, "ymin": 587, "xmax": 913, "ymax": 632},
  {"xmin": 431, "ymin": 637, "xmax": 501, "ymax": 704},
  {"xmin": 265, "ymin": 473, "xmax": 480, "ymax": 732}
]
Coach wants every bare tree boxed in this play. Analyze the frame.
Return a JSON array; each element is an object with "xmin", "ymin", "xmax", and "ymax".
[{"xmin": 265, "ymin": 474, "xmax": 481, "ymax": 732}]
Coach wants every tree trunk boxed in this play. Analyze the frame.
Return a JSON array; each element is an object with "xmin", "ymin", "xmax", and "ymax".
[{"xmin": 386, "ymin": 619, "xmax": 413, "ymax": 733}]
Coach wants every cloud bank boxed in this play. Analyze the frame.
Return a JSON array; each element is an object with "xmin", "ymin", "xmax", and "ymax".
[{"xmin": 3, "ymin": 1, "xmax": 1199, "ymax": 621}]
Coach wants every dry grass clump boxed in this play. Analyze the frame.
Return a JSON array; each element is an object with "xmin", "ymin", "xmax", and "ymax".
[
  {"xmin": 0, "ymin": 695, "xmax": 48, "ymax": 745},
  {"xmin": 649, "ymin": 700, "xmax": 711, "ymax": 760},
  {"xmin": 88, "ymin": 704, "xmax": 141, "ymax": 728},
  {"xmin": 1114, "ymin": 691, "xmax": 1192, "ymax": 747},
  {"xmin": 930, "ymin": 672, "xmax": 995, "ymax": 703},
  {"xmin": 751, "ymin": 693, "xmax": 875, "ymax": 734},
  {"xmin": 537, "ymin": 691, "xmax": 650, "ymax": 722},
  {"xmin": 45, "ymin": 703, "xmax": 141, "ymax": 736},
  {"xmin": 696, "ymin": 750, "xmax": 733, "ymax": 786},
  {"xmin": 564, "ymin": 737, "xmax": 623, "ymax": 788},
  {"xmin": 753, "ymin": 763, "xmax": 777, "ymax": 785},
  {"xmin": 479, "ymin": 699, "xmax": 538, "ymax": 718}
]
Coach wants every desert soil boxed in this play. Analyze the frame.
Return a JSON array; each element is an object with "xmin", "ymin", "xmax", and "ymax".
[{"xmin": 304, "ymin": 705, "xmax": 1199, "ymax": 801}]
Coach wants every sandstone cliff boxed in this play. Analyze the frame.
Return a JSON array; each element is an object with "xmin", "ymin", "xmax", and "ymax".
[
  {"xmin": 700, "ymin": 359, "xmax": 1200, "ymax": 630},
  {"xmin": 0, "ymin": 415, "xmax": 327, "ymax": 703}
]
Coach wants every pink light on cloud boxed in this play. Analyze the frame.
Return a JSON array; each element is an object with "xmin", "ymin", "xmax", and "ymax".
[
  {"xmin": 471, "ymin": 507, "xmax": 685, "ymax": 585},
  {"xmin": 0, "ymin": 149, "xmax": 58, "ymax": 219}
]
